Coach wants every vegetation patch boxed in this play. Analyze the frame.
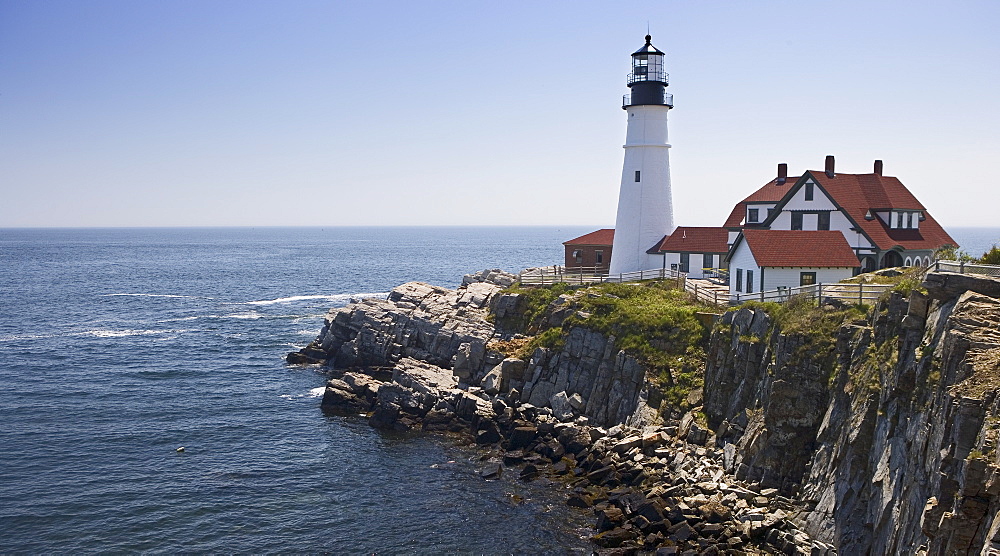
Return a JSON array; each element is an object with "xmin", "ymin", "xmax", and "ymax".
[
  {"xmin": 496, "ymin": 279, "xmax": 713, "ymax": 408},
  {"xmin": 494, "ymin": 283, "xmax": 573, "ymax": 333}
]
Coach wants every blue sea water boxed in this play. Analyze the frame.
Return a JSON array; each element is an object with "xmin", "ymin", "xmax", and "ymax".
[
  {"xmin": 0, "ymin": 226, "xmax": 596, "ymax": 554},
  {"xmin": 2, "ymin": 225, "xmax": 995, "ymax": 554}
]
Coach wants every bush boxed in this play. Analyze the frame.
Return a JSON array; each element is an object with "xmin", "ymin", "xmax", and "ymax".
[{"xmin": 979, "ymin": 245, "xmax": 1000, "ymax": 265}]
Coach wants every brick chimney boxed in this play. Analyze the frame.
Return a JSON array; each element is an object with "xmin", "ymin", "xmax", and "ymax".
[
  {"xmin": 777, "ymin": 163, "xmax": 788, "ymax": 185},
  {"xmin": 825, "ymin": 155, "xmax": 835, "ymax": 178},
  {"xmin": 874, "ymin": 159, "xmax": 883, "ymax": 176}
]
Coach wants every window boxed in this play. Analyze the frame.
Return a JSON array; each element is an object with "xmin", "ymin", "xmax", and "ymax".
[
  {"xmin": 747, "ymin": 208, "xmax": 759, "ymax": 223},
  {"xmin": 800, "ymin": 272, "xmax": 817, "ymax": 286},
  {"xmin": 595, "ymin": 250, "xmax": 604, "ymax": 264},
  {"xmin": 897, "ymin": 212, "xmax": 903, "ymax": 228},
  {"xmin": 791, "ymin": 212, "xmax": 803, "ymax": 230},
  {"xmin": 703, "ymin": 253, "xmax": 713, "ymax": 271},
  {"xmin": 906, "ymin": 212, "xmax": 913, "ymax": 228},
  {"xmin": 735, "ymin": 269, "xmax": 743, "ymax": 291},
  {"xmin": 818, "ymin": 212, "xmax": 830, "ymax": 230},
  {"xmin": 679, "ymin": 253, "xmax": 690, "ymax": 273},
  {"xmin": 573, "ymin": 249, "xmax": 583, "ymax": 263},
  {"xmin": 635, "ymin": 170, "xmax": 641, "ymax": 182},
  {"xmin": 746, "ymin": 270, "xmax": 754, "ymax": 293},
  {"xmin": 767, "ymin": 208, "xmax": 774, "ymax": 219},
  {"xmin": 805, "ymin": 183, "xmax": 814, "ymax": 201}
]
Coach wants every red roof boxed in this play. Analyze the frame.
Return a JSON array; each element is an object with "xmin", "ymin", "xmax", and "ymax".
[
  {"xmin": 564, "ymin": 228, "xmax": 614, "ymax": 246},
  {"xmin": 806, "ymin": 171, "xmax": 957, "ymax": 251},
  {"xmin": 653, "ymin": 226, "xmax": 730, "ymax": 253},
  {"xmin": 723, "ymin": 177, "xmax": 798, "ymax": 228},
  {"xmin": 741, "ymin": 229, "xmax": 860, "ymax": 267}
]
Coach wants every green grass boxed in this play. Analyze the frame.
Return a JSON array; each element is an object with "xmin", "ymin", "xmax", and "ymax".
[
  {"xmin": 560, "ymin": 281, "xmax": 708, "ymax": 372},
  {"xmin": 495, "ymin": 279, "xmax": 711, "ymax": 408},
  {"xmin": 494, "ymin": 282, "xmax": 573, "ymax": 333}
]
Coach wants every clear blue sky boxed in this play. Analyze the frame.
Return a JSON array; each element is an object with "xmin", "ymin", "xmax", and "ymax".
[{"xmin": 1, "ymin": 0, "xmax": 997, "ymax": 228}]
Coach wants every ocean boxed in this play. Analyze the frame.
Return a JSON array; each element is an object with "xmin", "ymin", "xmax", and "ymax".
[
  {"xmin": 1, "ymin": 225, "xmax": 996, "ymax": 553},
  {"xmin": 0, "ymin": 226, "xmax": 596, "ymax": 554}
]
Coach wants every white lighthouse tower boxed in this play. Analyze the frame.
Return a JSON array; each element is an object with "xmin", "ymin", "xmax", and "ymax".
[{"xmin": 608, "ymin": 35, "xmax": 674, "ymax": 275}]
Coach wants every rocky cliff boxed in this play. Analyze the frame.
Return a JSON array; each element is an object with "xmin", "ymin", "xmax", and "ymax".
[
  {"xmin": 288, "ymin": 267, "xmax": 1000, "ymax": 554},
  {"xmin": 704, "ymin": 271, "xmax": 1000, "ymax": 555},
  {"xmin": 290, "ymin": 269, "xmax": 660, "ymax": 429}
]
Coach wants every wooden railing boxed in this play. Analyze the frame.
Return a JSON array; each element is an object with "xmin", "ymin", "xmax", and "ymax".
[
  {"xmin": 518, "ymin": 266, "xmax": 894, "ymax": 308},
  {"xmin": 934, "ymin": 260, "xmax": 1000, "ymax": 277},
  {"xmin": 518, "ymin": 266, "xmax": 685, "ymax": 286},
  {"xmin": 728, "ymin": 282, "xmax": 894, "ymax": 306}
]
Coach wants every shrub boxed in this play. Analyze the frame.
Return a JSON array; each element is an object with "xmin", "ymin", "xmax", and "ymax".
[{"xmin": 979, "ymin": 245, "xmax": 1000, "ymax": 265}]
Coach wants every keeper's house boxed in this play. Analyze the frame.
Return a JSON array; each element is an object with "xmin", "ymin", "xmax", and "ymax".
[{"xmin": 724, "ymin": 156, "xmax": 957, "ymax": 299}]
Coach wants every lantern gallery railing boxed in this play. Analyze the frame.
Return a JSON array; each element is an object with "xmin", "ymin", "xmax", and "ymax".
[
  {"xmin": 627, "ymin": 71, "xmax": 669, "ymax": 85},
  {"xmin": 623, "ymin": 92, "xmax": 674, "ymax": 108}
]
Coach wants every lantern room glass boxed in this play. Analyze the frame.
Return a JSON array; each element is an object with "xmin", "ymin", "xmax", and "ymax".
[{"xmin": 632, "ymin": 54, "xmax": 663, "ymax": 82}]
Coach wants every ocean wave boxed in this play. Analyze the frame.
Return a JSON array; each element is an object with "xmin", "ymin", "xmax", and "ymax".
[
  {"xmin": 218, "ymin": 312, "xmax": 263, "ymax": 320},
  {"xmin": 279, "ymin": 387, "xmax": 327, "ymax": 401},
  {"xmin": 101, "ymin": 293, "xmax": 206, "ymax": 299},
  {"xmin": 75, "ymin": 328, "xmax": 196, "ymax": 338},
  {"xmin": 245, "ymin": 292, "xmax": 386, "ymax": 306},
  {"xmin": 155, "ymin": 316, "xmax": 201, "ymax": 323},
  {"xmin": 0, "ymin": 333, "xmax": 53, "ymax": 342}
]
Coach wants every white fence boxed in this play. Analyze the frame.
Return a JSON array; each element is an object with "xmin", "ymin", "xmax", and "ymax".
[
  {"xmin": 517, "ymin": 266, "xmax": 895, "ymax": 308},
  {"xmin": 934, "ymin": 260, "xmax": 1000, "ymax": 277},
  {"xmin": 518, "ymin": 266, "xmax": 685, "ymax": 286},
  {"xmin": 728, "ymin": 282, "xmax": 894, "ymax": 306}
]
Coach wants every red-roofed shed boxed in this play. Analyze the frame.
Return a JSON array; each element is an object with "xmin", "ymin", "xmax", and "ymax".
[{"xmin": 563, "ymin": 229, "xmax": 614, "ymax": 271}]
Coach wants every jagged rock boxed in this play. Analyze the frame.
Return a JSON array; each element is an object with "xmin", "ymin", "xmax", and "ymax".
[
  {"xmin": 550, "ymin": 391, "xmax": 575, "ymax": 421},
  {"xmin": 286, "ymin": 351, "xmax": 324, "ymax": 365},
  {"xmin": 479, "ymin": 462, "xmax": 502, "ymax": 479},
  {"xmin": 508, "ymin": 426, "xmax": 537, "ymax": 450},
  {"xmin": 592, "ymin": 526, "xmax": 636, "ymax": 548}
]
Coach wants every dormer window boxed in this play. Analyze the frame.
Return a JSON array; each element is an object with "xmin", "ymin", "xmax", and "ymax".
[
  {"xmin": 747, "ymin": 208, "xmax": 759, "ymax": 223},
  {"xmin": 906, "ymin": 212, "xmax": 913, "ymax": 228},
  {"xmin": 897, "ymin": 212, "xmax": 903, "ymax": 228}
]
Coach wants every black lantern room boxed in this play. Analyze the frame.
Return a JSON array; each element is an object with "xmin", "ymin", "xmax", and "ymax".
[{"xmin": 623, "ymin": 35, "xmax": 673, "ymax": 109}]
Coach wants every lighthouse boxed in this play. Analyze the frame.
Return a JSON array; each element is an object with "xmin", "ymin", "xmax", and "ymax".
[{"xmin": 608, "ymin": 35, "xmax": 674, "ymax": 275}]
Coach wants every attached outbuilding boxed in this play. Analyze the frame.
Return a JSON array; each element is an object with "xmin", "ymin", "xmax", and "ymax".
[
  {"xmin": 650, "ymin": 226, "xmax": 730, "ymax": 278},
  {"xmin": 726, "ymin": 229, "xmax": 860, "ymax": 300}
]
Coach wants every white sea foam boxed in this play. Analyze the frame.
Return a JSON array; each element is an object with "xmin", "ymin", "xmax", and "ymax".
[
  {"xmin": 280, "ymin": 387, "xmax": 327, "ymax": 401},
  {"xmin": 0, "ymin": 333, "xmax": 53, "ymax": 342},
  {"xmin": 220, "ymin": 312, "xmax": 263, "ymax": 320},
  {"xmin": 76, "ymin": 329, "xmax": 181, "ymax": 338},
  {"xmin": 155, "ymin": 316, "xmax": 200, "ymax": 323},
  {"xmin": 102, "ymin": 293, "xmax": 204, "ymax": 299},
  {"xmin": 246, "ymin": 292, "xmax": 386, "ymax": 306}
]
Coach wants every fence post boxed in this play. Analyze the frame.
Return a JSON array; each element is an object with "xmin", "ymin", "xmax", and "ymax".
[
  {"xmin": 858, "ymin": 283, "xmax": 862, "ymax": 305},
  {"xmin": 818, "ymin": 284, "xmax": 823, "ymax": 305},
  {"xmin": 960, "ymin": 260, "xmax": 965, "ymax": 274}
]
